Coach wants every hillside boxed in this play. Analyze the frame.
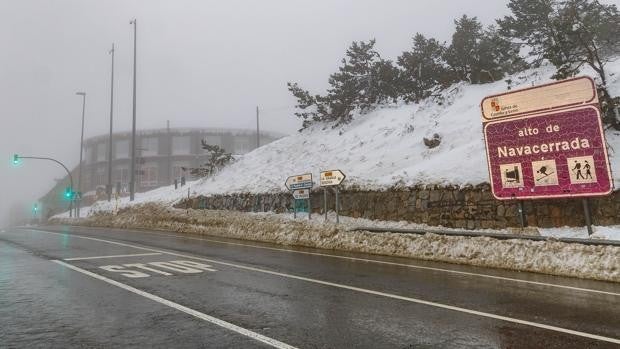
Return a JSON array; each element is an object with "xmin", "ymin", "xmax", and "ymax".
[{"xmin": 82, "ymin": 62, "xmax": 620, "ymax": 213}]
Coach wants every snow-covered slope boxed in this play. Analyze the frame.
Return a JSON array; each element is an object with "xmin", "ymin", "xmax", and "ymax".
[{"xmin": 94, "ymin": 61, "xmax": 620, "ymax": 209}]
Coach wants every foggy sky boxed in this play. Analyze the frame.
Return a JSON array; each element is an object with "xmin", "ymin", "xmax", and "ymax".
[{"xmin": 0, "ymin": 0, "xmax": 527, "ymax": 225}]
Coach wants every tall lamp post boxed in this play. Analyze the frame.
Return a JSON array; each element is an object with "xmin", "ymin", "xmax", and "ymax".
[
  {"xmin": 129, "ymin": 18, "xmax": 137, "ymax": 201},
  {"xmin": 75, "ymin": 91, "xmax": 86, "ymax": 217},
  {"xmin": 107, "ymin": 43, "xmax": 115, "ymax": 201}
]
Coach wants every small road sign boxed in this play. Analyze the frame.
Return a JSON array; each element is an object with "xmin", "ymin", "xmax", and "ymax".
[
  {"xmin": 481, "ymin": 77, "xmax": 613, "ymax": 200},
  {"xmin": 293, "ymin": 189, "xmax": 310, "ymax": 200},
  {"xmin": 285, "ymin": 173, "xmax": 313, "ymax": 191},
  {"xmin": 320, "ymin": 170, "xmax": 346, "ymax": 187}
]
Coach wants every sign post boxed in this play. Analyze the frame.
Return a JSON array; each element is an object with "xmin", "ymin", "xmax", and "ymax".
[
  {"xmin": 285, "ymin": 173, "xmax": 313, "ymax": 220},
  {"xmin": 481, "ymin": 76, "xmax": 613, "ymax": 235},
  {"xmin": 292, "ymin": 189, "xmax": 311, "ymax": 220},
  {"xmin": 320, "ymin": 170, "xmax": 346, "ymax": 223}
]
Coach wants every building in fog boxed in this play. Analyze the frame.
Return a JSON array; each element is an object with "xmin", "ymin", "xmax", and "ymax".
[{"xmin": 39, "ymin": 127, "xmax": 284, "ymax": 217}]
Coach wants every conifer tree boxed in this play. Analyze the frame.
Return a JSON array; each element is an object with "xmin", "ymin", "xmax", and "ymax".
[
  {"xmin": 498, "ymin": 0, "xmax": 620, "ymax": 128},
  {"xmin": 397, "ymin": 33, "xmax": 450, "ymax": 102}
]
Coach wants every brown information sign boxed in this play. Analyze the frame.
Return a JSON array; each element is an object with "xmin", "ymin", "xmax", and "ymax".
[{"xmin": 480, "ymin": 76, "xmax": 597, "ymax": 121}]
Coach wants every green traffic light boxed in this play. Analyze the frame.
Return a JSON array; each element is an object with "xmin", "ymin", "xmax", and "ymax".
[{"xmin": 12, "ymin": 154, "xmax": 19, "ymax": 165}]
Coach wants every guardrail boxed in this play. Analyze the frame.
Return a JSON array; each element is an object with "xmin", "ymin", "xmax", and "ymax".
[{"xmin": 349, "ymin": 226, "xmax": 620, "ymax": 247}]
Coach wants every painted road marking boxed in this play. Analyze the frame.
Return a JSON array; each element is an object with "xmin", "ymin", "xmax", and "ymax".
[
  {"xmin": 122, "ymin": 229, "xmax": 620, "ymax": 297},
  {"xmin": 27, "ymin": 227, "xmax": 619, "ymax": 296},
  {"xmin": 99, "ymin": 260, "xmax": 217, "ymax": 278},
  {"xmin": 64, "ymin": 252, "xmax": 162, "ymax": 261},
  {"xmin": 52, "ymin": 260, "xmax": 297, "ymax": 349},
  {"xmin": 35, "ymin": 229, "xmax": 620, "ymax": 345}
]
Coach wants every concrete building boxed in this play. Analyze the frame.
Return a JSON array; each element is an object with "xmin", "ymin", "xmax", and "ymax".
[{"xmin": 39, "ymin": 127, "xmax": 284, "ymax": 218}]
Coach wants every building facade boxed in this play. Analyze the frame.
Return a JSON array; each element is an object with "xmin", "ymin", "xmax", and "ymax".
[{"xmin": 39, "ymin": 127, "xmax": 284, "ymax": 217}]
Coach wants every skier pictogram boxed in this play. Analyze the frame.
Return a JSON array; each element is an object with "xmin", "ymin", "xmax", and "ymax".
[{"xmin": 532, "ymin": 159, "xmax": 558, "ymax": 186}]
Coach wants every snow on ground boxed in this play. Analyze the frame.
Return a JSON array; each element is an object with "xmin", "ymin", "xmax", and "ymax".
[
  {"xmin": 69, "ymin": 60, "xmax": 620, "ymax": 241},
  {"xmin": 61, "ymin": 202, "xmax": 620, "ymax": 242},
  {"xmin": 540, "ymin": 225, "xmax": 620, "ymax": 240},
  {"xmin": 51, "ymin": 205, "xmax": 620, "ymax": 282}
]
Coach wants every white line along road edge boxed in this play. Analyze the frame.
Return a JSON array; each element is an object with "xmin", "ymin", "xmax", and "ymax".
[
  {"xmin": 55, "ymin": 226, "xmax": 620, "ymax": 297},
  {"xmin": 64, "ymin": 252, "xmax": 162, "ymax": 261},
  {"xmin": 36, "ymin": 229, "xmax": 620, "ymax": 345},
  {"xmin": 138, "ymin": 230, "xmax": 620, "ymax": 297},
  {"xmin": 52, "ymin": 260, "xmax": 298, "ymax": 349}
]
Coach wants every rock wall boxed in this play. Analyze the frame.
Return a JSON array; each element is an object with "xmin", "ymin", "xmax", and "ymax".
[{"xmin": 179, "ymin": 185, "xmax": 620, "ymax": 229}]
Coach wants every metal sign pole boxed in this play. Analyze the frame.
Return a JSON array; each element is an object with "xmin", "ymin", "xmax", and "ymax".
[
  {"xmin": 335, "ymin": 186, "xmax": 340, "ymax": 224},
  {"xmin": 186, "ymin": 187, "xmax": 190, "ymax": 214},
  {"xmin": 518, "ymin": 201, "xmax": 525, "ymax": 229},
  {"xmin": 324, "ymin": 188, "xmax": 328, "ymax": 222},
  {"xmin": 582, "ymin": 198, "xmax": 593, "ymax": 235}
]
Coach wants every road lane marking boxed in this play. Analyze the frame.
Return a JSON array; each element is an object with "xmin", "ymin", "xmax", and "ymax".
[
  {"xmin": 64, "ymin": 252, "xmax": 162, "ymax": 261},
  {"xmin": 99, "ymin": 261, "xmax": 217, "ymax": 278},
  {"xmin": 36, "ymin": 229, "xmax": 620, "ymax": 344},
  {"xmin": 52, "ymin": 260, "xmax": 297, "ymax": 349},
  {"xmin": 88, "ymin": 227, "xmax": 620, "ymax": 297},
  {"xmin": 24, "ymin": 227, "xmax": 619, "ymax": 296}
]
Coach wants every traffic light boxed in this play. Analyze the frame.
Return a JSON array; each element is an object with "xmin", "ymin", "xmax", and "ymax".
[
  {"xmin": 12, "ymin": 154, "xmax": 19, "ymax": 165},
  {"xmin": 64, "ymin": 187, "xmax": 74, "ymax": 200},
  {"xmin": 33, "ymin": 203, "xmax": 38, "ymax": 213}
]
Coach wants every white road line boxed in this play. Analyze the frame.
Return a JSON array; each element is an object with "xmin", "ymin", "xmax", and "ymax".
[
  {"xmin": 34, "ymin": 229, "xmax": 620, "ymax": 344},
  {"xmin": 100, "ymin": 227, "xmax": 620, "ymax": 297},
  {"xmin": 52, "ymin": 260, "xmax": 297, "ymax": 349},
  {"xmin": 64, "ymin": 252, "xmax": 162, "ymax": 261}
]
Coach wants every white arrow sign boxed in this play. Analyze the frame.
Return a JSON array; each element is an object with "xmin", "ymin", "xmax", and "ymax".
[
  {"xmin": 285, "ymin": 173, "xmax": 313, "ymax": 191},
  {"xmin": 320, "ymin": 170, "xmax": 346, "ymax": 187},
  {"xmin": 292, "ymin": 189, "xmax": 310, "ymax": 200}
]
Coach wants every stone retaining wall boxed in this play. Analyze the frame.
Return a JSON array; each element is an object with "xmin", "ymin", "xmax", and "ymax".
[{"xmin": 178, "ymin": 185, "xmax": 620, "ymax": 229}]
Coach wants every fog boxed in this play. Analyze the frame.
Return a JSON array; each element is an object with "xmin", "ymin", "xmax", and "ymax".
[{"xmin": 0, "ymin": 0, "xmax": 515, "ymax": 226}]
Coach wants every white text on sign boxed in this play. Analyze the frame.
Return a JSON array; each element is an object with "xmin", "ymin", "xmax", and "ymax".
[{"xmin": 320, "ymin": 170, "xmax": 346, "ymax": 186}]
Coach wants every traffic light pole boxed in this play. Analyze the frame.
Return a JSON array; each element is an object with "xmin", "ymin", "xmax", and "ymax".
[{"xmin": 17, "ymin": 156, "xmax": 75, "ymax": 218}]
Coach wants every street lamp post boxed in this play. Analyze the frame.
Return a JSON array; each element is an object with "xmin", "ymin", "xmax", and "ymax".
[
  {"xmin": 75, "ymin": 91, "xmax": 86, "ymax": 217},
  {"xmin": 15, "ymin": 155, "xmax": 75, "ymax": 218},
  {"xmin": 129, "ymin": 18, "xmax": 138, "ymax": 201},
  {"xmin": 107, "ymin": 43, "xmax": 115, "ymax": 201}
]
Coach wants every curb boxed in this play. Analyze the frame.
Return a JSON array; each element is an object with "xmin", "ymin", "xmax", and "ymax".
[{"xmin": 350, "ymin": 226, "xmax": 620, "ymax": 247}]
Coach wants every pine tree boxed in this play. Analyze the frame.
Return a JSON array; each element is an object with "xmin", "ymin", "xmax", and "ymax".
[
  {"xmin": 477, "ymin": 26, "xmax": 528, "ymax": 83},
  {"xmin": 397, "ymin": 33, "xmax": 450, "ymax": 102},
  {"xmin": 443, "ymin": 15, "xmax": 526, "ymax": 85},
  {"xmin": 288, "ymin": 39, "xmax": 401, "ymax": 128},
  {"xmin": 498, "ymin": 0, "xmax": 620, "ymax": 129},
  {"xmin": 444, "ymin": 15, "xmax": 484, "ymax": 83},
  {"xmin": 188, "ymin": 140, "xmax": 234, "ymax": 178}
]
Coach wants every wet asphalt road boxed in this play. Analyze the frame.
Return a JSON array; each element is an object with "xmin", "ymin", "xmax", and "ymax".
[{"xmin": 0, "ymin": 225, "xmax": 618, "ymax": 348}]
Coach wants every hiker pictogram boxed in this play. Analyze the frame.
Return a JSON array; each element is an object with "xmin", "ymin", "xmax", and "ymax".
[{"xmin": 567, "ymin": 156, "xmax": 597, "ymax": 184}]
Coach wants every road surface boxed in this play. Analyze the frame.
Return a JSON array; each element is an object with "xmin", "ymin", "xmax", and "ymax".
[{"xmin": 0, "ymin": 225, "xmax": 618, "ymax": 348}]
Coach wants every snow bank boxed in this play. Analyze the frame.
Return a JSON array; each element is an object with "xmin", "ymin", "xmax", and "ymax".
[{"xmin": 51, "ymin": 204, "xmax": 620, "ymax": 282}]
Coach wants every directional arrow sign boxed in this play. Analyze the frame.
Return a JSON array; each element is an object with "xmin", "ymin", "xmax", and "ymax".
[
  {"xmin": 285, "ymin": 173, "xmax": 313, "ymax": 191},
  {"xmin": 292, "ymin": 189, "xmax": 310, "ymax": 200},
  {"xmin": 320, "ymin": 170, "xmax": 346, "ymax": 187}
]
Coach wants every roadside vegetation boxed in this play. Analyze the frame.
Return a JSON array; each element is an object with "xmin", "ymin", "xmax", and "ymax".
[{"xmin": 288, "ymin": 0, "xmax": 620, "ymax": 130}]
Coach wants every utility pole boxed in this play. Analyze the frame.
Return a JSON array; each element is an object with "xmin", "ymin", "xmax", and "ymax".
[
  {"xmin": 167, "ymin": 120, "xmax": 172, "ymax": 185},
  {"xmin": 256, "ymin": 106, "xmax": 260, "ymax": 149},
  {"xmin": 129, "ymin": 18, "xmax": 137, "ymax": 201},
  {"xmin": 107, "ymin": 43, "xmax": 115, "ymax": 201},
  {"xmin": 75, "ymin": 91, "xmax": 86, "ymax": 218}
]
